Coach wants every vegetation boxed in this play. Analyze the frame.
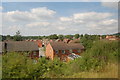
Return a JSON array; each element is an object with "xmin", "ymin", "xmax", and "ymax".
[
  {"xmin": 2, "ymin": 40, "xmax": 119, "ymax": 79},
  {"xmin": 1, "ymin": 32, "xmax": 120, "ymax": 41}
]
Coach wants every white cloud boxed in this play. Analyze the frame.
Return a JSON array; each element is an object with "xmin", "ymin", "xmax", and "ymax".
[
  {"xmin": 3, "ymin": 7, "xmax": 56, "ymax": 22},
  {"xmin": 60, "ymin": 17, "xmax": 72, "ymax": 22},
  {"xmin": 8, "ymin": 25, "xmax": 22, "ymax": 32},
  {"xmin": 2, "ymin": 7, "xmax": 118, "ymax": 35},
  {"xmin": 73, "ymin": 12, "xmax": 112, "ymax": 20},
  {"xmin": 0, "ymin": 6, "xmax": 3, "ymax": 10},
  {"xmin": 57, "ymin": 26, "xmax": 66, "ymax": 30},
  {"xmin": 26, "ymin": 22, "xmax": 50, "ymax": 27},
  {"xmin": 31, "ymin": 7, "xmax": 56, "ymax": 17},
  {"xmin": 99, "ymin": 19, "xmax": 117, "ymax": 25},
  {"xmin": 100, "ymin": 0, "xmax": 119, "ymax": 2},
  {"xmin": 101, "ymin": 2, "xmax": 118, "ymax": 9}
]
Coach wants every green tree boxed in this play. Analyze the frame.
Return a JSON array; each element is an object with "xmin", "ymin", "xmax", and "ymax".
[
  {"xmin": 65, "ymin": 35, "xmax": 73, "ymax": 40},
  {"xmin": 48, "ymin": 34, "xmax": 58, "ymax": 40},
  {"xmin": 74, "ymin": 34, "xmax": 80, "ymax": 39},
  {"xmin": 58, "ymin": 35, "xmax": 64, "ymax": 41},
  {"xmin": 6, "ymin": 35, "xmax": 11, "ymax": 40},
  {"xmin": 13, "ymin": 30, "xmax": 23, "ymax": 41}
]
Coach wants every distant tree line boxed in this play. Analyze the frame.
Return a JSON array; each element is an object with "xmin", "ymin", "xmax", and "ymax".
[{"xmin": 1, "ymin": 31, "xmax": 119, "ymax": 42}]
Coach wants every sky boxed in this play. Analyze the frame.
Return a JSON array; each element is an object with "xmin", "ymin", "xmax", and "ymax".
[{"xmin": 1, "ymin": 2, "xmax": 119, "ymax": 36}]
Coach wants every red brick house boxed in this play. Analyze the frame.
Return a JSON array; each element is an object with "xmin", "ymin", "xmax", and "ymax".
[
  {"xmin": 2, "ymin": 41, "xmax": 45, "ymax": 59},
  {"xmin": 106, "ymin": 35, "xmax": 119, "ymax": 40},
  {"xmin": 45, "ymin": 42, "xmax": 84, "ymax": 61}
]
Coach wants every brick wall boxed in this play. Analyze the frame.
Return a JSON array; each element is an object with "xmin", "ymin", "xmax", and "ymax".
[{"xmin": 45, "ymin": 43, "xmax": 54, "ymax": 60}]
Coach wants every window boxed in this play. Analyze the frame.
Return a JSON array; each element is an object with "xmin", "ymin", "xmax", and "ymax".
[
  {"xmin": 78, "ymin": 49, "xmax": 81, "ymax": 53},
  {"xmin": 55, "ymin": 50, "xmax": 58, "ymax": 54},
  {"xmin": 69, "ymin": 49, "xmax": 73, "ymax": 53},
  {"xmin": 62, "ymin": 50, "xmax": 65, "ymax": 54},
  {"xmin": 33, "ymin": 52, "xmax": 37, "ymax": 56}
]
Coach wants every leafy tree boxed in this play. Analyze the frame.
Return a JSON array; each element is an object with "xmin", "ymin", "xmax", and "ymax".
[
  {"xmin": 13, "ymin": 30, "xmax": 23, "ymax": 41},
  {"xmin": 58, "ymin": 35, "xmax": 64, "ymax": 41},
  {"xmin": 80, "ymin": 34, "xmax": 83, "ymax": 38},
  {"xmin": 65, "ymin": 35, "xmax": 73, "ymax": 40},
  {"xmin": 80, "ymin": 34, "xmax": 99, "ymax": 49},
  {"xmin": 48, "ymin": 34, "xmax": 58, "ymax": 40},
  {"xmin": 74, "ymin": 34, "xmax": 80, "ymax": 39},
  {"xmin": 6, "ymin": 35, "xmax": 11, "ymax": 40}
]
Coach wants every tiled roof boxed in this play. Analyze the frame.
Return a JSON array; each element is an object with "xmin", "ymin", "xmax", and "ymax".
[
  {"xmin": 50, "ymin": 42, "xmax": 84, "ymax": 50},
  {"xmin": 6, "ymin": 41, "xmax": 39, "ymax": 52}
]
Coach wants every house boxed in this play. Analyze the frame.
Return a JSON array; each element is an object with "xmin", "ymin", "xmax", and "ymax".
[
  {"xmin": 69, "ymin": 38, "xmax": 80, "ymax": 43},
  {"xmin": 45, "ymin": 41, "xmax": 84, "ymax": 61},
  {"xmin": 2, "ymin": 41, "xmax": 45, "ymax": 59},
  {"xmin": 63, "ymin": 39, "xmax": 71, "ymax": 43},
  {"xmin": 42, "ymin": 39, "xmax": 49, "ymax": 47},
  {"xmin": 106, "ymin": 35, "xmax": 119, "ymax": 40}
]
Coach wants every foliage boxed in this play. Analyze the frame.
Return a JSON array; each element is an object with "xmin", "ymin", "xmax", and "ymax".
[
  {"xmin": 74, "ymin": 34, "xmax": 80, "ymax": 39},
  {"xmin": 48, "ymin": 34, "xmax": 58, "ymax": 40},
  {"xmin": 80, "ymin": 34, "xmax": 100, "ymax": 49},
  {"xmin": 65, "ymin": 35, "xmax": 73, "ymax": 40},
  {"xmin": 2, "ymin": 40, "xmax": 119, "ymax": 78},
  {"xmin": 13, "ymin": 31, "xmax": 23, "ymax": 41},
  {"xmin": 58, "ymin": 35, "xmax": 64, "ymax": 41}
]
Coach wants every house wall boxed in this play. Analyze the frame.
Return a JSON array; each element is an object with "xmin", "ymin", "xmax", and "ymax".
[
  {"xmin": 39, "ymin": 47, "xmax": 45, "ymax": 57},
  {"xmin": 45, "ymin": 43, "xmax": 54, "ymax": 60},
  {"xmin": 29, "ymin": 51, "xmax": 39, "ymax": 59},
  {"xmin": 46, "ymin": 44, "xmax": 84, "ymax": 61},
  {"xmin": 54, "ymin": 49, "xmax": 84, "ymax": 61}
]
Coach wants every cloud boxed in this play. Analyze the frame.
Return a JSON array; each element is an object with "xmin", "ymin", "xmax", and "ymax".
[
  {"xmin": 100, "ymin": 0, "xmax": 119, "ymax": 2},
  {"xmin": 8, "ymin": 25, "xmax": 22, "ymax": 33},
  {"xmin": 26, "ymin": 22, "xmax": 50, "ymax": 27},
  {"xmin": 101, "ymin": 2, "xmax": 118, "ymax": 9},
  {"xmin": 57, "ymin": 26, "xmax": 66, "ymax": 30},
  {"xmin": 60, "ymin": 17, "xmax": 72, "ymax": 22},
  {"xmin": 73, "ymin": 12, "xmax": 112, "ymax": 20},
  {"xmin": 2, "ymin": 7, "xmax": 118, "ymax": 35},
  {"xmin": 3, "ymin": 7, "xmax": 56, "ymax": 22},
  {"xmin": 0, "ymin": 6, "xmax": 3, "ymax": 10},
  {"xmin": 31, "ymin": 7, "xmax": 56, "ymax": 17},
  {"xmin": 99, "ymin": 19, "xmax": 117, "ymax": 25}
]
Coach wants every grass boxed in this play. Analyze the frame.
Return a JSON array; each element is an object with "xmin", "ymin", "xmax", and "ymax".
[{"xmin": 62, "ymin": 63, "xmax": 118, "ymax": 78}]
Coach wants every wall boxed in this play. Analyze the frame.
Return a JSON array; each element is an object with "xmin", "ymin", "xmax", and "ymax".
[
  {"xmin": 39, "ymin": 47, "xmax": 45, "ymax": 57},
  {"xmin": 45, "ymin": 43, "xmax": 54, "ymax": 60}
]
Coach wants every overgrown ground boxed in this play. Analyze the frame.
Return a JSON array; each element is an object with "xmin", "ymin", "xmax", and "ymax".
[{"xmin": 2, "ymin": 40, "xmax": 119, "ymax": 79}]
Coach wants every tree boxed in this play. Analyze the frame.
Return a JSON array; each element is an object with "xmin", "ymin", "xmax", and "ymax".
[
  {"xmin": 74, "ymin": 34, "xmax": 80, "ymax": 39},
  {"xmin": 48, "ymin": 34, "xmax": 58, "ymax": 39},
  {"xmin": 13, "ymin": 30, "xmax": 23, "ymax": 41},
  {"xmin": 6, "ymin": 35, "xmax": 11, "ymax": 40},
  {"xmin": 58, "ymin": 35, "xmax": 64, "ymax": 41},
  {"xmin": 80, "ymin": 34, "xmax": 83, "ymax": 38},
  {"xmin": 65, "ymin": 35, "xmax": 73, "ymax": 40}
]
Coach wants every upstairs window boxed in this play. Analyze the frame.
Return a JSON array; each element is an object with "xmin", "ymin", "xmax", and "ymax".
[
  {"xmin": 62, "ymin": 50, "xmax": 65, "ymax": 54},
  {"xmin": 69, "ymin": 49, "xmax": 73, "ymax": 53},
  {"xmin": 78, "ymin": 49, "xmax": 81, "ymax": 53},
  {"xmin": 33, "ymin": 52, "xmax": 37, "ymax": 56},
  {"xmin": 55, "ymin": 50, "xmax": 58, "ymax": 54}
]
